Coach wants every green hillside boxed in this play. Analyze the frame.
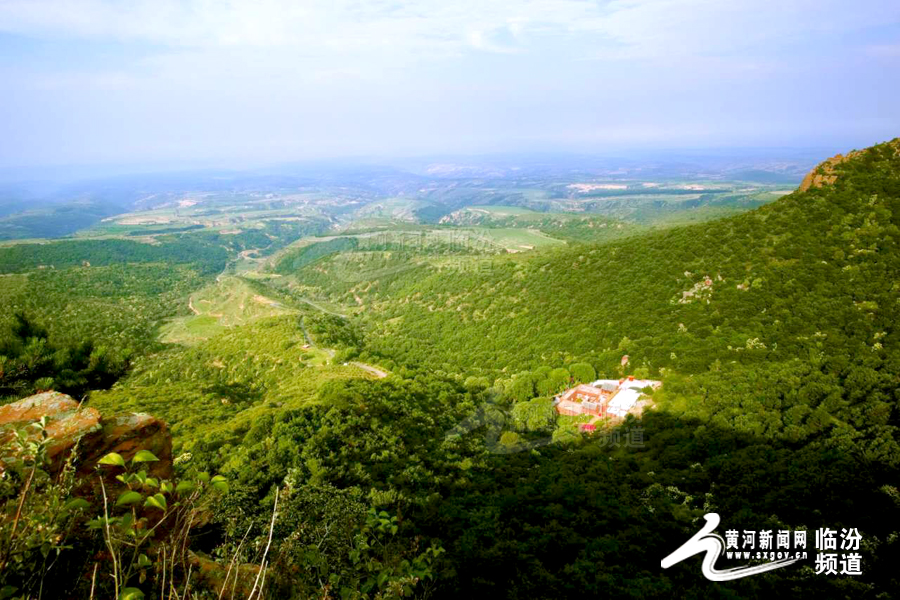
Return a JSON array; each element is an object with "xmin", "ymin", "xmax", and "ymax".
[
  {"xmin": 224, "ymin": 139, "xmax": 900, "ymax": 596},
  {"xmin": 3, "ymin": 140, "xmax": 900, "ymax": 599},
  {"xmin": 287, "ymin": 140, "xmax": 900, "ymax": 383},
  {"xmin": 90, "ymin": 315, "xmax": 379, "ymax": 463}
]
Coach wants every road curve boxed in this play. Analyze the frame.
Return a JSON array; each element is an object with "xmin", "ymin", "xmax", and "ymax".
[{"xmin": 351, "ymin": 362, "xmax": 389, "ymax": 379}]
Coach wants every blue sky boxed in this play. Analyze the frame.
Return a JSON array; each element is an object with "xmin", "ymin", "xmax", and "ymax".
[{"xmin": 0, "ymin": 0, "xmax": 898, "ymax": 167}]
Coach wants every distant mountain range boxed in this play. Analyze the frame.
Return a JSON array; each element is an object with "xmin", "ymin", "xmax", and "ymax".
[{"xmin": 0, "ymin": 149, "xmax": 829, "ymax": 240}]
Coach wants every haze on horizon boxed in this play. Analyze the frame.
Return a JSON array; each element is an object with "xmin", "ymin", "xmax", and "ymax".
[{"xmin": 0, "ymin": 0, "xmax": 898, "ymax": 169}]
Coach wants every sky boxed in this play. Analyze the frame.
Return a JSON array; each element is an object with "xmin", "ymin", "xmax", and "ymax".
[{"xmin": 0, "ymin": 0, "xmax": 898, "ymax": 168}]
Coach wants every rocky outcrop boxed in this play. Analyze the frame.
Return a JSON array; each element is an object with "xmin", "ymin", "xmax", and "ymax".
[
  {"xmin": 798, "ymin": 151, "xmax": 860, "ymax": 192},
  {"xmin": 0, "ymin": 392, "xmax": 251, "ymax": 598},
  {"xmin": 799, "ymin": 139, "xmax": 900, "ymax": 192},
  {"xmin": 0, "ymin": 390, "xmax": 172, "ymax": 480}
]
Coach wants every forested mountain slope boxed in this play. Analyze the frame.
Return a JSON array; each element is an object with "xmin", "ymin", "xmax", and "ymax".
[
  {"xmin": 127, "ymin": 139, "xmax": 896, "ymax": 599},
  {"xmin": 3, "ymin": 140, "xmax": 900, "ymax": 599},
  {"xmin": 269, "ymin": 139, "xmax": 900, "ymax": 464},
  {"xmin": 288, "ymin": 140, "xmax": 900, "ymax": 383}
]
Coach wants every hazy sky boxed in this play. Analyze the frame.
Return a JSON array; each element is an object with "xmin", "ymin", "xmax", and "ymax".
[{"xmin": 0, "ymin": 0, "xmax": 898, "ymax": 167}]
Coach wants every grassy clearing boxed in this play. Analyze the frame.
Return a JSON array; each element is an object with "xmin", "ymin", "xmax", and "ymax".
[
  {"xmin": 478, "ymin": 228, "xmax": 566, "ymax": 251},
  {"xmin": 159, "ymin": 275, "xmax": 295, "ymax": 344},
  {"xmin": 298, "ymin": 345, "xmax": 331, "ymax": 367}
]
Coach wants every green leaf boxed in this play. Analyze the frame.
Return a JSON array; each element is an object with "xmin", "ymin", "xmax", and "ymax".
[
  {"xmin": 144, "ymin": 477, "xmax": 158, "ymax": 488},
  {"xmin": 160, "ymin": 481, "xmax": 173, "ymax": 493},
  {"xmin": 137, "ymin": 553, "xmax": 152, "ymax": 568},
  {"xmin": 131, "ymin": 450, "xmax": 159, "ymax": 464},
  {"xmin": 144, "ymin": 493, "xmax": 167, "ymax": 511},
  {"xmin": 98, "ymin": 452, "xmax": 126, "ymax": 468},
  {"xmin": 175, "ymin": 480, "xmax": 196, "ymax": 495},
  {"xmin": 1, "ymin": 585, "xmax": 19, "ymax": 600},
  {"xmin": 197, "ymin": 472, "xmax": 210, "ymax": 483},
  {"xmin": 116, "ymin": 491, "xmax": 143, "ymax": 507},
  {"xmin": 63, "ymin": 498, "xmax": 90, "ymax": 512},
  {"xmin": 210, "ymin": 475, "xmax": 229, "ymax": 494},
  {"xmin": 120, "ymin": 587, "xmax": 144, "ymax": 600},
  {"xmin": 119, "ymin": 513, "xmax": 135, "ymax": 535}
]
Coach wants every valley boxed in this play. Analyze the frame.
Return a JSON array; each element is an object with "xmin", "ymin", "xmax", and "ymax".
[
  {"xmin": 1, "ymin": 140, "xmax": 899, "ymax": 599},
  {"xmin": 1, "ymin": 1, "xmax": 895, "ymax": 596}
]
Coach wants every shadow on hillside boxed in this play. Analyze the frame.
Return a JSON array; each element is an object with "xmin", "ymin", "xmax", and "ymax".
[{"xmin": 427, "ymin": 410, "xmax": 900, "ymax": 599}]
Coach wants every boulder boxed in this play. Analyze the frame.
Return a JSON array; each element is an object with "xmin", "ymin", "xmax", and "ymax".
[
  {"xmin": 84, "ymin": 412, "xmax": 173, "ymax": 479},
  {"xmin": 0, "ymin": 392, "xmax": 247, "ymax": 598},
  {"xmin": 0, "ymin": 390, "xmax": 172, "ymax": 480}
]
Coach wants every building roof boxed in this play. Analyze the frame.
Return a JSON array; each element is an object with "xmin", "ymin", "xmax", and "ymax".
[
  {"xmin": 555, "ymin": 399, "xmax": 583, "ymax": 415},
  {"xmin": 622, "ymin": 379, "xmax": 662, "ymax": 390},
  {"xmin": 607, "ymin": 388, "xmax": 642, "ymax": 417},
  {"xmin": 591, "ymin": 378, "xmax": 662, "ymax": 391},
  {"xmin": 560, "ymin": 384, "xmax": 605, "ymax": 402},
  {"xmin": 591, "ymin": 379, "xmax": 620, "ymax": 388}
]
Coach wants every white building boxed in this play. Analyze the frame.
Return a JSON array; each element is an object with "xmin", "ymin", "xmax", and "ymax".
[
  {"xmin": 606, "ymin": 388, "xmax": 643, "ymax": 418},
  {"xmin": 588, "ymin": 377, "xmax": 661, "ymax": 418}
]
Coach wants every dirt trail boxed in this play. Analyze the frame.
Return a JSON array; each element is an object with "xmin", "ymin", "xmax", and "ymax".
[
  {"xmin": 351, "ymin": 362, "xmax": 388, "ymax": 379},
  {"xmin": 296, "ymin": 297, "xmax": 347, "ymax": 318}
]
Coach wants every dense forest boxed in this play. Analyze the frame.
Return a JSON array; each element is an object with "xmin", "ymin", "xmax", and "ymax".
[{"xmin": 1, "ymin": 140, "xmax": 899, "ymax": 598}]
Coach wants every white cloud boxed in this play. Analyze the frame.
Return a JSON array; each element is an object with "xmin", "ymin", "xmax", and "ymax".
[
  {"xmin": 0, "ymin": 0, "xmax": 892, "ymax": 59},
  {"xmin": 0, "ymin": 0, "xmax": 896, "ymax": 165},
  {"xmin": 865, "ymin": 43, "xmax": 900, "ymax": 58}
]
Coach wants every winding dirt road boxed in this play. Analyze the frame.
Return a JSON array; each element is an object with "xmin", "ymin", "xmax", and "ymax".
[{"xmin": 350, "ymin": 362, "xmax": 389, "ymax": 379}]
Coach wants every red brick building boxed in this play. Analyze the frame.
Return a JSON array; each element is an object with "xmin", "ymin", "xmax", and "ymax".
[{"xmin": 555, "ymin": 384, "xmax": 609, "ymax": 417}]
